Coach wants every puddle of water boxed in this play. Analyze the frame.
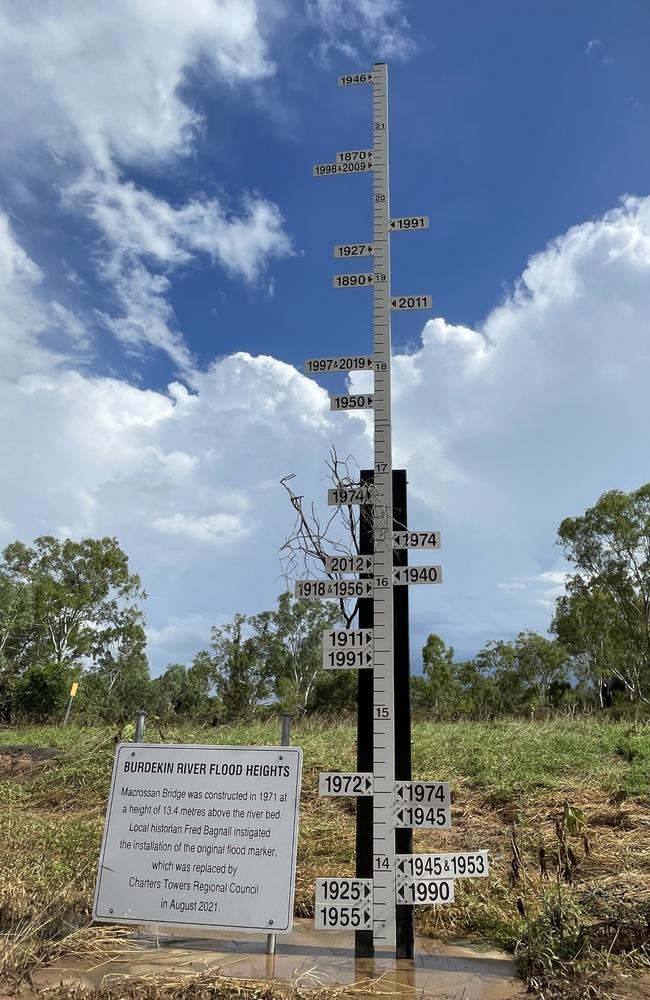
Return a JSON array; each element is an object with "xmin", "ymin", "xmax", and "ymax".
[{"xmin": 31, "ymin": 919, "xmax": 523, "ymax": 999}]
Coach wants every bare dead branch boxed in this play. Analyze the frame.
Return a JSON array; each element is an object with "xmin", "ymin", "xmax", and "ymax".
[{"xmin": 279, "ymin": 447, "xmax": 394, "ymax": 629}]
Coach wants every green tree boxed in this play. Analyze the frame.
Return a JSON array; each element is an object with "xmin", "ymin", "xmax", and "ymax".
[
  {"xmin": 74, "ymin": 671, "xmax": 111, "ymax": 723},
  {"xmin": 1, "ymin": 536, "xmax": 145, "ymax": 668},
  {"xmin": 205, "ymin": 614, "xmax": 273, "ymax": 720},
  {"xmin": 556, "ymin": 485, "xmax": 650, "ymax": 701},
  {"xmin": 553, "ymin": 585, "xmax": 631, "ymax": 707},
  {"xmin": 419, "ymin": 634, "xmax": 462, "ymax": 715},
  {"xmin": 186, "ymin": 651, "xmax": 218, "ymax": 717},
  {"xmin": 13, "ymin": 663, "xmax": 72, "ymax": 722},
  {"xmin": 509, "ymin": 631, "xmax": 571, "ymax": 707},
  {"xmin": 307, "ymin": 668, "xmax": 357, "ymax": 714},
  {"xmin": 0, "ymin": 672, "xmax": 16, "ymax": 725},
  {"xmin": 150, "ymin": 664, "xmax": 187, "ymax": 719},
  {"xmin": 261, "ymin": 593, "xmax": 342, "ymax": 715},
  {"xmin": 150, "ymin": 658, "xmax": 215, "ymax": 721},
  {"xmin": 471, "ymin": 641, "xmax": 528, "ymax": 713},
  {"xmin": 91, "ymin": 609, "xmax": 150, "ymax": 720},
  {"xmin": 463, "ymin": 632, "xmax": 571, "ymax": 715},
  {"xmin": 455, "ymin": 658, "xmax": 502, "ymax": 717},
  {"xmin": 0, "ymin": 570, "xmax": 35, "ymax": 672}
]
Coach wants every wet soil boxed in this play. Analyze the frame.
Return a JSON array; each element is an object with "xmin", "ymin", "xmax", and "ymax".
[
  {"xmin": 0, "ymin": 746, "xmax": 63, "ymax": 777},
  {"xmin": 30, "ymin": 919, "xmax": 524, "ymax": 999}
]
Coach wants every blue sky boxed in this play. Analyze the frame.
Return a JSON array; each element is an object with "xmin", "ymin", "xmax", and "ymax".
[{"xmin": 1, "ymin": 0, "xmax": 650, "ymax": 673}]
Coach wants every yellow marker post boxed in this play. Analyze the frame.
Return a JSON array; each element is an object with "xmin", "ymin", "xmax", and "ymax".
[{"xmin": 63, "ymin": 681, "xmax": 80, "ymax": 725}]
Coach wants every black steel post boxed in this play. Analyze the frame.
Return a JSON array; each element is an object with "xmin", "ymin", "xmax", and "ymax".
[
  {"xmin": 355, "ymin": 470, "xmax": 413, "ymax": 959},
  {"xmin": 392, "ymin": 470, "xmax": 414, "ymax": 959},
  {"xmin": 355, "ymin": 468, "xmax": 374, "ymax": 959}
]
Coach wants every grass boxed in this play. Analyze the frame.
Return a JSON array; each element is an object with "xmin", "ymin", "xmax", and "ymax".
[{"xmin": 2, "ymin": 717, "xmax": 650, "ymax": 998}]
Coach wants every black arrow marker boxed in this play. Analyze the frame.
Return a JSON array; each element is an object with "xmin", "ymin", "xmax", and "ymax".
[
  {"xmin": 364, "ymin": 884, "xmax": 371, "ymax": 898},
  {"xmin": 397, "ymin": 886, "xmax": 405, "ymax": 901},
  {"xmin": 397, "ymin": 785, "xmax": 404, "ymax": 800},
  {"xmin": 397, "ymin": 859, "xmax": 405, "ymax": 873}
]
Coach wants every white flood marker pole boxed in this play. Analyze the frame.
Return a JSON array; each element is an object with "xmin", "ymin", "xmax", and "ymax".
[
  {"xmin": 267, "ymin": 712, "xmax": 293, "ymax": 958},
  {"xmin": 369, "ymin": 61, "xmax": 396, "ymax": 950},
  {"xmin": 309, "ymin": 65, "xmax": 488, "ymax": 958},
  {"xmin": 312, "ymin": 63, "xmax": 441, "ymax": 956}
]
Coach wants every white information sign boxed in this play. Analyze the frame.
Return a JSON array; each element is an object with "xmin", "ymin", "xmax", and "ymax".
[
  {"xmin": 304, "ymin": 355, "xmax": 373, "ymax": 374},
  {"xmin": 393, "ymin": 530, "xmax": 441, "ymax": 550},
  {"xmin": 93, "ymin": 743, "xmax": 303, "ymax": 933},
  {"xmin": 324, "ymin": 555, "xmax": 373, "ymax": 574},
  {"xmin": 396, "ymin": 852, "xmax": 489, "ymax": 880},
  {"xmin": 393, "ymin": 566, "xmax": 442, "ymax": 585},
  {"xmin": 390, "ymin": 295, "xmax": 432, "ymax": 310},
  {"xmin": 319, "ymin": 772, "xmax": 373, "ymax": 796},
  {"xmin": 315, "ymin": 878, "xmax": 372, "ymax": 904},
  {"xmin": 396, "ymin": 880, "xmax": 454, "ymax": 906},
  {"xmin": 328, "ymin": 486, "xmax": 374, "ymax": 506},
  {"xmin": 329, "ymin": 394, "xmax": 373, "ymax": 411},
  {"xmin": 295, "ymin": 579, "xmax": 373, "ymax": 600},
  {"xmin": 334, "ymin": 244, "xmax": 373, "ymax": 258}
]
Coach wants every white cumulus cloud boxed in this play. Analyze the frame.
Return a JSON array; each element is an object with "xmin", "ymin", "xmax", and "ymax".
[
  {"xmin": 0, "ymin": 210, "xmax": 91, "ymax": 378},
  {"xmin": 3, "ymin": 174, "xmax": 650, "ymax": 669},
  {"xmin": 0, "ymin": 0, "xmax": 274, "ymax": 171},
  {"xmin": 0, "ymin": 2, "xmax": 293, "ymax": 370},
  {"xmin": 151, "ymin": 512, "xmax": 253, "ymax": 547},
  {"xmin": 63, "ymin": 172, "xmax": 293, "ymax": 368},
  {"xmin": 307, "ymin": 0, "xmax": 416, "ymax": 62}
]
